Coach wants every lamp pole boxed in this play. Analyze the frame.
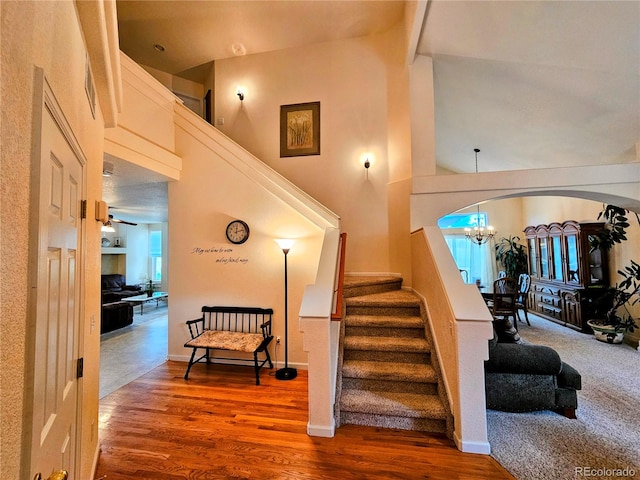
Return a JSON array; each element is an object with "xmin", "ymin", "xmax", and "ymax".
[{"xmin": 275, "ymin": 239, "xmax": 297, "ymax": 380}]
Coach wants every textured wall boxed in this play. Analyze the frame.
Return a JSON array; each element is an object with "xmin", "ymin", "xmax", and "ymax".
[{"xmin": 1, "ymin": 2, "xmax": 105, "ymax": 477}]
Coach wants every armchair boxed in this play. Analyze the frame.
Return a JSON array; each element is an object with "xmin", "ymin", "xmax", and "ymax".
[{"xmin": 485, "ymin": 329, "xmax": 581, "ymax": 418}]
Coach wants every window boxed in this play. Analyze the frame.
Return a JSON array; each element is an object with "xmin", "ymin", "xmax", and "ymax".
[
  {"xmin": 150, "ymin": 230, "xmax": 162, "ymax": 282},
  {"xmin": 439, "ymin": 212, "xmax": 496, "ymax": 287},
  {"xmin": 438, "ymin": 212, "xmax": 489, "ymax": 230},
  {"xmin": 444, "ymin": 235, "xmax": 495, "ymax": 287}
]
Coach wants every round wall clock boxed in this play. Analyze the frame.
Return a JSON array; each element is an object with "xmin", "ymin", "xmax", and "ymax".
[{"xmin": 226, "ymin": 219, "xmax": 250, "ymax": 244}]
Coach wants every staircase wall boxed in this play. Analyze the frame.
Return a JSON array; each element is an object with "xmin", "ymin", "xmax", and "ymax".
[
  {"xmin": 102, "ymin": 55, "xmax": 340, "ymax": 370},
  {"xmin": 411, "ymin": 227, "xmax": 494, "ymax": 454}
]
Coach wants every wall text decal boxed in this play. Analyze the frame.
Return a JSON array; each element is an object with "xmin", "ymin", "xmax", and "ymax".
[{"xmin": 191, "ymin": 246, "xmax": 249, "ymax": 265}]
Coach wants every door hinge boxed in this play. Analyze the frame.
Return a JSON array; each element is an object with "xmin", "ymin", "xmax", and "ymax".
[
  {"xmin": 76, "ymin": 357, "xmax": 84, "ymax": 378},
  {"xmin": 80, "ymin": 199, "xmax": 87, "ymax": 219}
]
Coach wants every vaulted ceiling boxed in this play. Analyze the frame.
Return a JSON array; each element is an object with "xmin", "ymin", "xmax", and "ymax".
[{"xmin": 109, "ymin": 0, "xmax": 640, "ymax": 223}]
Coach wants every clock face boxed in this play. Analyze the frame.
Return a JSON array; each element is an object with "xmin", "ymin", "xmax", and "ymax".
[{"xmin": 226, "ymin": 220, "xmax": 250, "ymax": 244}]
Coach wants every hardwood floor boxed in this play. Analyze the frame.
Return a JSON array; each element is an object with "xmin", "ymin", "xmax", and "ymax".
[{"xmin": 96, "ymin": 361, "xmax": 514, "ymax": 479}]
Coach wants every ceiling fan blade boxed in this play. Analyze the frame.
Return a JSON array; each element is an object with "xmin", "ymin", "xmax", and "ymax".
[{"xmin": 108, "ymin": 214, "xmax": 138, "ymax": 226}]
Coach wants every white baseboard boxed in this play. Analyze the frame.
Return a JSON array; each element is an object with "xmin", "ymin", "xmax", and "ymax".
[
  {"xmin": 454, "ymin": 431, "xmax": 491, "ymax": 455},
  {"xmin": 307, "ymin": 421, "xmax": 335, "ymax": 438},
  {"xmin": 168, "ymin": 354, "xmax": 190, "ymax": 362},
  {"xmin": 167, "ymin": 354, "xmax": 308, "ymax": 370}
]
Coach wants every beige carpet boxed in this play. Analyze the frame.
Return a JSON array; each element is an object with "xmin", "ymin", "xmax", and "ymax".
[{"xmin": 487, "ymin": 313, "xmax": 639, "ymax": 480}]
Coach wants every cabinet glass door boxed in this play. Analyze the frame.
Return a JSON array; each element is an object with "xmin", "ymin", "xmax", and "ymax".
[
  {"xmin": 528, "ymin": 238, "xmax": 538, "ymax": 277},
  {"xmin": 551, "ymin": 236, "xmax": 564, "ymax": 281},
  {"xmin": 565, "ymin": 234, "xmax": 579, "ymax": 284},
  {"xmin": 539, "ymin": 237, "xmax": 549, "ymax": 278},
  {"xmin": 587, "ymin": 236, "xmax": 605, "ymax": 285}
]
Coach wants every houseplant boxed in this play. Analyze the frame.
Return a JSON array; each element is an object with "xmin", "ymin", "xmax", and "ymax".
[
  {"xmin": 587, "ymin": 261, "xmax": 640, "ymax": 343},
  {"xmin": 494, "ymin": 235, "xmax": 528, "ymax": 280},
  {"xmin": 587, "ymin": 205, "xmax": 640, "ymax": 343},
  {"xmin": 145, "ymin": 278, "xmax": 155, "ymax": 297}
]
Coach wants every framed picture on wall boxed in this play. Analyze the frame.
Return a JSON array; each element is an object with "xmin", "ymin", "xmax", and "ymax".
[{"xmin": 280, "ymin": 101, "xmax": 320, "ymax": 157}]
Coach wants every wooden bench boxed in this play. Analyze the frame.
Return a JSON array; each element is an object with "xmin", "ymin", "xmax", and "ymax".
[{"xmin": 183, "ymin": 306, "xmax": 274, "ymax": 385}]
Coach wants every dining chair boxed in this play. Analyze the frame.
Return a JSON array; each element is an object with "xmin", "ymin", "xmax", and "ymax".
[
  {"xmin": 516, "ymin": 273, "xmax": 532, "ymax": 326},
  {"xmin": 491, "ymin": 277, "xmax": 518, "ymax": 329},
  {"xmin": 459, "ymin": 269, "xmax": 469, "ymax": 283}
]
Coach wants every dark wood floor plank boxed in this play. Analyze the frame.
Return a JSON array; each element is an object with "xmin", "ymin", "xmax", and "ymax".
[{"xmin": 96, "ymin": 361, "xmax": 513, "ymax": 480}]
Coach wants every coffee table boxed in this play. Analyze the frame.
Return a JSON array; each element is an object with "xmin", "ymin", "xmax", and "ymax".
[{"xmin": 122, "ymin": 292, "xmax": 168, "ymax": 315}]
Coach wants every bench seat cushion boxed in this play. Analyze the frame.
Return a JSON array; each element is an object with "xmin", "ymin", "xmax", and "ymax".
[{"xmin": 185, "ymin": 330, "xmax": 264, "ymax": 353}]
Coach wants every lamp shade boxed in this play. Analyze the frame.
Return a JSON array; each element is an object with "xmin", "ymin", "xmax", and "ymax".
[{"xmin": 274, "ymin": 238, "xmax": 295, "ymax": 251}]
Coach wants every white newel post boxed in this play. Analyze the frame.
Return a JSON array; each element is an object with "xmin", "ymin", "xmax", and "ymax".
[{"xmin": 300, "ymin": 314, "xmax": 338, "ymax": 437}]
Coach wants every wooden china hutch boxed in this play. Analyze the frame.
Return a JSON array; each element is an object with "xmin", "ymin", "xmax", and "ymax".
[{"xmin": 524, "ymin": 221, "xmax": 609, "ymax": 332}]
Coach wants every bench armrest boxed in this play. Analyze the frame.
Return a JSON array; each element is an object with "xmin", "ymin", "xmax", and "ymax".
[
  {"xmin": 259, "ymin": 319, "xmax": 272, "ymax": 337},
  {"xmin": 185, "ymin": 316, "xmax": 205, "ymax": 339}
]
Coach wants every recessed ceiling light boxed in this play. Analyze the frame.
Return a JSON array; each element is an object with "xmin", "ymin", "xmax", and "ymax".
[{"xmin": 153, "ymin": 44, "xmax": 166, "ymax": 52}]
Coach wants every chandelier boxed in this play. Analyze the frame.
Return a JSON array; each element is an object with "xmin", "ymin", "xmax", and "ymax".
[{"xmin": 465, "ymin": 148, "xmax": 496, "ymax": 245}]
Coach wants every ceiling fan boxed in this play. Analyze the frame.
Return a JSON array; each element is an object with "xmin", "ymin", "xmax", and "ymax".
[
  {"xmin": 108, "ymin": 214, "xmax": 137, "ymax": 226},
  {"xmin": 101, "ymin": 210, "xmax": 137, "ymax": 232}
]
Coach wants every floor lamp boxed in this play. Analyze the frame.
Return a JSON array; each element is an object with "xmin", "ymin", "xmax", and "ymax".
[{"xmin": 274, "ymin": 239, "xmax": 297, "ymax": 380}]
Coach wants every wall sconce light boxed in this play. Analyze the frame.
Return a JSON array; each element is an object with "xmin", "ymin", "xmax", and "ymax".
[
  {"xmin": 361, "ymin": 153, "xmax": 373, "ymax": 179},
  {"xmin": 236, "ymin": 86, "xmax": 246, "ymax": 101}
]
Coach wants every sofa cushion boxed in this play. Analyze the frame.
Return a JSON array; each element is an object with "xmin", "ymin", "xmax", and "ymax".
[
  {"xmin": 101, "ymin": 274, "xmax": 126, "ymax": 292},
  {"xmin": 485, "ymin": 343, "xmax": 562, "ymax": 375}
]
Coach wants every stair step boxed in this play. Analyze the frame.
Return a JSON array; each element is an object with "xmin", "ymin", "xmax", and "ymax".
[
  {"xmin": 345, "ymin": 315, "xmax": 425, "ymax": 338},
  {"xmin": 344, "ymin": 336, "xmax": 430, "ymax": 353},
  {"xmin": 345, "ymin": 326, "xmax": 425, "ymax": 338},
  {"xmin": 340, "ymin": 411, "xmax": 447, "ymax": 434},
  {"xmin": 341, "ymin": 377, "xmax": 438, "ymax": 395},
  {"xmin": 343, "ymin": 349, "xmax": 430, "ymax": 364},
  {"xmin": 340, "ymin": 389, "xmax": 447, "ymax": 420},
  {"xmin": 345, "ymin": 315, "xmax": 424, "ymax": 328},
  {"xmin": 345, "ymin": 290, "xmax": 421, "ymax": 308},
  {"xmin": 345, "ymin": 290, "xmax": 422, "ymax": 317},
  {"xmin": 342, "ymin": 360, "xmax": 437, "ymax": 383},
  {"xmin": 343, "ymin": 275, "xmax": 403, "ymax": 298}
]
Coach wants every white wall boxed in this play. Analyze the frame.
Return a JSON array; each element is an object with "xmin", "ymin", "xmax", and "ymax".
[
  {"xmin": 168, "ymin": 114, "xmax": 327, "ymax": 367},
  {"xmin": 213, "ymin": 32, "xmax": 401, "ymax": 274},
  {"xmin": 125, "ymin": 223, "xmax": 149, "ymax": 284}
]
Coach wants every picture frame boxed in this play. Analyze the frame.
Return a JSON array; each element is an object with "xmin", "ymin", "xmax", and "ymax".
[{"xmin": 280, "ymin": 101, "xmax": 320, "ymax": 157}]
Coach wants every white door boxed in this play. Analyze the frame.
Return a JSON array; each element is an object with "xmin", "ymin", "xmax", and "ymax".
[{"xmin": 29, "ymin": 73, "xmax": 85, "ymax": 480}]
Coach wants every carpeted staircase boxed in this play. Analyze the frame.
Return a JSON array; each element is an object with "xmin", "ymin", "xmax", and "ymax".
[{"xmin": 336, "ymin": 275, "xmax": 453, "ymax": 437}]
